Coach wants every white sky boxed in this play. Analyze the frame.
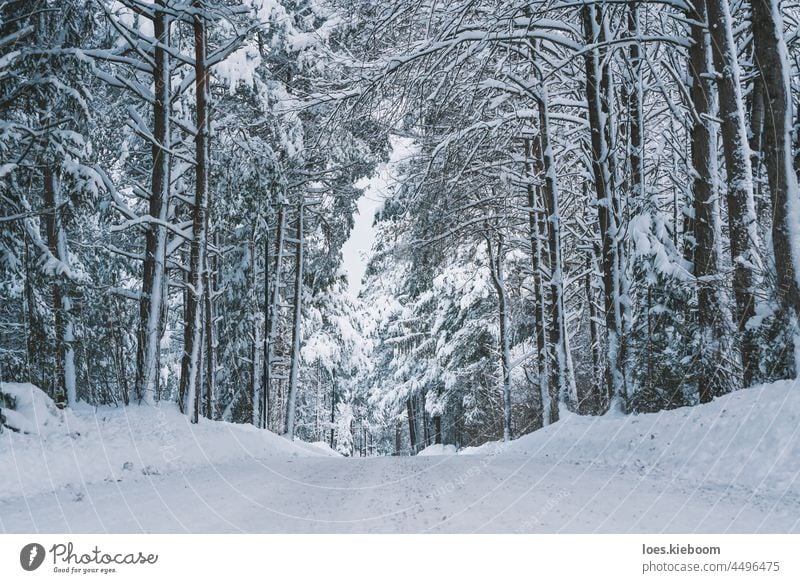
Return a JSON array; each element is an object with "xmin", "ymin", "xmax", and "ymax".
[{"xmin": 341, "ymin": 136, "xmax": 415, "ymax": 297}]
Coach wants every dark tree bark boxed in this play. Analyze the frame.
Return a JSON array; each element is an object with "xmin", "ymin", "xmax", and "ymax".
[
  {"xmin": 537, "ymin": 87, "xmax": 572, "ymax": 422},
  {"xmin": 524, "ymin": 36, "xmax": 575, "ymax": 421},
  {"xmin": 524, "ymin": 138, "xmax": 549, "ymax": 421},
  {"xmin": 265, "ymin": 203, "xmax": 287, "ymax": 429},
  {"xmin": 204, "ymin": 243, "xmax": 216, "ymax": 419},
  {"xmin": 406, "ymin": 398, "xmax": 417, "ymax": 454},
  {"xmin": 706, "ymin": 0, "xmax": 761, "ymax": 387},
  {"xmin": 285, "ymin": 202, "xmax": 304, "ymax": 439},
  {"xmin": 626, "ymin": 1, "xmax": 643, "ymax": 204},
  {"xmin": 136, "ymin": 0, "xmax": 171, "ymax": 405},
  {"xmin": 22, "ymin": 241, "xmax": 42, "ymax": 388},
  {"xmin": 750, "ymin": 0, "xmax": 800, "ymax": 378},
  {"xmin": 486, "ymin": 234, "xmax": 512, "ymax": 441},
  {"xmin": 421, "ymin": 390, "xmax": 431, "ymax": 446},
  {"xmin": 394, "ymin": 418, "xmax": 402, "ymax": 455},
  {"xmin": 249, "ymin": 234, "xmax": 261, "ymax": 426},
  {"xmin": 330, "ymin": 372, "xmax": 337, "ymax": 449},
  {"xmin": 685, "ymin": 0, "xmax": 728, "ymax": 401},
  {"xmin": 583, "ymin": 3, "xmax": 626, "ymax": 406},
  {"xmin": 179, "ymin": 1, "xmax": 210, "ymax": 422},
  {"xmin": 43, "ymin": 168, "xmax": 75, "ymax": 407},
  {"xmin": 585, "ymin": 247, "xmax": 604, "ymax": 414},
  {"xmin": 748, "ymin": 75, "xmax": 768, "ymax": 219},
  {"xmin": 262, "ymin": 226, "xmax": 270, "ymax": 429}
]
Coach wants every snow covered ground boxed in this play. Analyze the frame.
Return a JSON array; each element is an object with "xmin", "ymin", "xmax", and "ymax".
[
  {"xmin": 460, "ymin": 379, "xmax": 800, "ymax": 494},
  {"xmin": 1, "ymin": 381, "xmax": 798, "ymax": 533},
  {"xmin": 418, "ymin": 443, "xmax": 458, "ymax": 456},
  {"xmin": 0, "ymin": 383, "xmax": 338, "ymax": 502}
]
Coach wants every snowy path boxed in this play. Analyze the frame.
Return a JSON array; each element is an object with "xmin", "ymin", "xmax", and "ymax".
[{"xmin": 2, "ymin": 453, "xmax": 797, "ymax": 533}]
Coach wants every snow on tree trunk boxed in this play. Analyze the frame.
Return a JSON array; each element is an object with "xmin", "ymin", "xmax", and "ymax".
[
  {"xmin": 43, "ymin": 169, "xmax": 76, "ymax": 407},
  {"xmin": 585, "ymin": 246, "xmax": 604, "ymax": 413},
  {"xmin": 706, "ymin": 0, "xmax": 762, "ymax": 387},
  {"xmin": 625, "ymin": 1, "xmax": 643, "ymax": 209},
  {"xmin": 179, "ymin": 2, "xmax": 210, "ymax": 423},
  {"xmin": 406, "ymin": 398, "xmax": 417, "ymax": 454},
  {"xmin": 266, "ymin": 203, "xmax": 287, "ymax": 429},
  {"xmin": 251, "ymin": 235, "xmax": 261, "ymax": 427},
  {"xmin": 136, "ymin": 0, "xmax": 172, "ymax": 406},
  {"xmin": 748, "ymin": 75, "xmax": 767, "ymax": 221},
  {"xmin": 582, "ymin": 3, "xmax": 627, "ymax": 408},
  {"xmin": 486, "ymin": 235, "xmax": 512, "ymax": 442},
  {"xmin": 524, "ymin": 138, "xmax": 550, "ymax": 422},
  {"xmin": 749, "ymin": 0, "xmax": 800, "ymax": 377},
  {"xmin": 685, "ymin": 0, "xmax": 731, "ymax": 400},
  {"xmin": 204, "ymin": 244, "xmax": 217, "ymax": 420},
  {"xmin": 285, "ymin": 202, "xmax": 305, "ymax": 439},
  {"xmin": 537, "ymin": 80, "xmax": 575, "ymax": 419},
  {"xmin": 261, "ymin": 232, "xmax": 270, "ymax": 429}
]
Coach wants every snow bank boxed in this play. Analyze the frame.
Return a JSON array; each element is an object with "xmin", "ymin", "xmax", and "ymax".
[
  {"xmin": 0, "ymin": 383, "xmax": 77, "ymax": 436},
  {"xmin": 461, "ymin": 379, "xmax": 800, "ymax": 493},
  {"xmin": 299, "ymin": 441, "xmax": 342, "ymax": 457},
  {"xmin": 0, "ymin": 389, "xmax": 338, "ymax": 499},
  {"xmin": 418, "ymin": 443, "xmax": 458, "ymax": 456}
]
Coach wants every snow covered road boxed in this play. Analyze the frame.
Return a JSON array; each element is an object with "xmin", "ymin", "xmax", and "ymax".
[
  {"xmin": 2, "ymin": 452, "xmax": 798, "ymax": 533},
  {"xmin": 2, "ymin": 381, "xmax": 798, "ymax": 533}
]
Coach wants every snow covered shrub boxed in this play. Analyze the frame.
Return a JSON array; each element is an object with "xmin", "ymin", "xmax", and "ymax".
[{"xmin": 0, "ymin": 382, "xmax": 73, "ymax": 435}]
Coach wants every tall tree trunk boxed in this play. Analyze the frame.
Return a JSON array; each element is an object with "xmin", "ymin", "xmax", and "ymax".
[
  {"xmin": 394, "ymin": 418, "xmax": 402, "ymax": 455},
  {"xmin": 250, "ymin": 233, "xmax": 261, "ymax": 426},
  {"xmin": 422, "ymin": 393, "xmax": 431, "ymax": 446},
  {"xmin": 285, "ymin": 202, "xmax": 304, "ymax": 439},
  {"xmin": 626, "ymin": 0, "xmax": 645, "ymax": 358},
  {"xmin": 43, "ymin": 169, "xmax": 76, "ymax": 407},
  {"xmin": 261, "ymin": 224, "xmax": 270, "ymax": 429},
  {"xmin": 204, "ymin": 245, "xmax": 216, "ymax": 419},
  {"xmin": 179, "ymin": 2, "xmax": 209, "ymax": 422},
  {"xmin": 136, "ymin": 0, "xmax": 171, "ymax": 406},
  {"xmin": 795, "ymin": 106, "xmax": 800, "ymax": 173},
  {"xmin": 486, "ymin": 235, "xmax": 512, "ymax": 442},
  {"xmin": 415, "ymin": 392, "xmax": 426, "ymax": 448},
  {"xmin": 749, "ymin": 0, "xmax": 800, "ymax": 378},
  {"xmin": 706, "ymin": 0, "xmax": 762, "ymax": 387},
  {"xmin": 330, "ymin": 371, "xmax": 337, "ymax": 448},
  {"xmin": 585, "ymin": 246, "xmax": 604, "ymax": 413},
  {"xmin": 265, "ymin": 203, "xmax": 287, "ymax": 429},
  {"xmin": 536, "ymin": 81, "xmax": 575, "ymax": 420},
  {"xmin": 583, "ymin": 3, "xmax": 626, "ymax": 408},
  {"xmin": 626, "ymin": 1, "xmax": 643, "ymax": 205},
  {"xmin": 406, "ymin": 398, "xmax": 417, "ymax": 454},
  {"xmin": 686, "ymin": 0, "xmax": 729, "ymax": 401},
  {"xmin": 524, "ymin": 138, "xmax": 549, "ymax": 419},
  {"xmin": 748, "ymin": 75, "xmax": 768, "ymax": 220}
]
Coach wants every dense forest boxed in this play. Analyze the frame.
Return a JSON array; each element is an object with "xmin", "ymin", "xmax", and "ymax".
[{"xmin": 1, "ymin": 0, "xmax": 799, "ymax": 456}]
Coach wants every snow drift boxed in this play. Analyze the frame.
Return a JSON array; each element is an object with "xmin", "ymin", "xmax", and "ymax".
[
  {"xmin": 460, "ymin": 379, "xmax": 800, "ymax": 493},
  {"xmin": 0, "ymin": 383, "xmax": 338, "ymax": 500},
  {"xmin": 418, "ymin": 443, "xmax": 458, "ymax": 456},
  {"xmin": 0, "ymin": 382, "xmax": 78, "ymax": 436}
]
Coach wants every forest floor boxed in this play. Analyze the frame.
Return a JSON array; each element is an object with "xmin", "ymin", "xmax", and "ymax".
[{"xmin": 1, "ymin": 380, "xmax": 798, "ymax": 533}]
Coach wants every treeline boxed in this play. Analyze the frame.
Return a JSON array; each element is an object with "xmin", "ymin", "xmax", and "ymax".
[
  {"xmin": 3, "ymin": 0, "xmax": 800, "ymax": 456},
  {"xmin": 348, "ymin": 0, "xmax": 800, "ymax": 450},
  {"xmin": 0, "ymin": 0, "xmax": 380, "ymax": 448}
]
